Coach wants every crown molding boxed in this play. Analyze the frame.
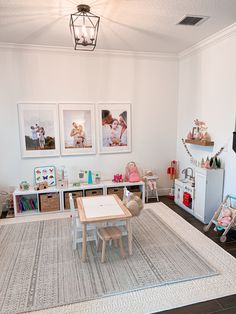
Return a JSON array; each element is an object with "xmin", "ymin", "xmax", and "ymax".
[
  {"xmin": 0, "ymin": 42, "xmax": 177, "ymax": 61},
  {"xmin": 179, "ymin": 22, "xmax": 236, "ymax": 59},
  {"xmin": 0, "ymin": 23, "xmax": 235, "ymax": 61}
]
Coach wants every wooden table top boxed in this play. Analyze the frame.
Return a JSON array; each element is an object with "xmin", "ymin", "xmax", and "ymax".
[{"xmin": 76, "ymin": 194, "xmax": 132, "ymax": 223}]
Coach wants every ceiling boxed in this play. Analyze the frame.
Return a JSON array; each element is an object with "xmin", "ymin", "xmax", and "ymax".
[{"xmin": 0, "ymin": 0, "xmax": 236, "ymax": 53}]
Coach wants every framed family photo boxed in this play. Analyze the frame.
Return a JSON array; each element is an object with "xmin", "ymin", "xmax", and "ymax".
[
  {"xmin": 59, "ymin": 103, "xmax": 96, "ymax": 155},
  {"xmin": 18, "ymin": 103, "xmax": 60, "ymax": 158},
  {"xmin": 97, "ymin": 103, "xmax": 131, "ymax": 154}
]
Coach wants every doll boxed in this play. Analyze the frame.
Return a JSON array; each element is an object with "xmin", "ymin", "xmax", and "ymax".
[
  {"xmin": 217, "ymin": 208, "xmax": 232, "ymax": 227},
  {"xmin": 143, "ymin": 170, "xmax": 157, "ymax": 190},
  {"xmin": 125, "ymin": 162, "xmax": 140, "ymax": 182}
]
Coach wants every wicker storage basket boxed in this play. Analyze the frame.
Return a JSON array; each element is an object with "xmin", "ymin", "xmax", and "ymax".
[
  {"xmin": 85, "ymin": 189, "xmax": 103, "ymax": 197},
  {"xmin": 64, "ymin": 191, "xmax": 83, "ymax": 209},
  {"xmin": 132, "ymin": 191, "xmax": 142, "ymax": 198},
  {"xmin": 107, "ymin": 187, "xmax": 124, "ymax": 200},
  {"xmin": 40, "ymin": 193, "xmax": 60, "ymax": 212}
]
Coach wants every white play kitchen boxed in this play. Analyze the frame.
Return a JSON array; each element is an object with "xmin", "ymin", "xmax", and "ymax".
[
  {"xmin": 174, "ymin": 167, "xmax": 224, "ymax": 224},
  {"xmin": 176, "ymin": 119, "xmax": 225, "ymax": 224}
]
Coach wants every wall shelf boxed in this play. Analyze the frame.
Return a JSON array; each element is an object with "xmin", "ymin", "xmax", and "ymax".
[{"xmin": 185, "ymin": 139, "xmax": 214, "ymax": 146}]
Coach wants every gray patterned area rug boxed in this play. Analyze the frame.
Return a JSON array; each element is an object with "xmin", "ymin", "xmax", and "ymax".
[{"xmin": 0, "ymin": 209, "xmax": 217, "ymax": 314}]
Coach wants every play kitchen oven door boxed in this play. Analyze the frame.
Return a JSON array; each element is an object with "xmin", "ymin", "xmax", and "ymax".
[{"xmin": 182, "ymin": 185, "xmax": 194, "ymax": 214}]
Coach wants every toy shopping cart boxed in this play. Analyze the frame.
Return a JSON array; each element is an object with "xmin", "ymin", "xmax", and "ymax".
[{"xmin": 203, "ymin": 195, "xmax": 236, "ymax": 243}]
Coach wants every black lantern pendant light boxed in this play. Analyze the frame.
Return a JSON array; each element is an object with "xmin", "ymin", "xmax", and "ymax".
[{"xmin": 70, "ymin": 4, "xmax": 100, "ymax": 51}]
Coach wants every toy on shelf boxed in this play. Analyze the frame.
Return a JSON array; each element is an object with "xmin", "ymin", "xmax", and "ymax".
[
  {"xmin": 185, "ymin": 119, "xmax": 213, "ymax": 146},
  {"xmin": 124, "ymin": 162, "xmax": 140, "ymax": 183},
  {"xmin": 203, "ymin": 195, "xmax": 236, "ymax": 242},
  {"xmin": 19, "ymin": 181, "xmax": 30, "ymax": 191},
  {"xmin": 87, "ymin": 170, "xmax": 93, "ymax": 184},
  {"xmin": 57, "ymin": 179, "xmax": 68, "ymax": 189},
  {"xmin": 34, "ymin": 181, "xmax": 48, "ymax": 191},
  {"xmin": 34, "ymin": 166, "xmax": 56, "ymax": 187},
  {"xmin": 78, "ymin": 170, "xmax": 101, "ymax": 184},
  {"xmin": 143, "ymin": 170, "xmax": 159, "ymax": 202},
  {"xmin": 167, "ymin": 160, "xmax": 178, "ymax": 199},
  {"xmin": 56, "ymin": 165, "xmax": 68, "ymax": 189},
  {"xmin": 95, "ymin": 173, "xmax": 101, "ymax": 184},
  {"xmin": 113, "ymin": 174, "xmax": 123, "ymax": 183}
]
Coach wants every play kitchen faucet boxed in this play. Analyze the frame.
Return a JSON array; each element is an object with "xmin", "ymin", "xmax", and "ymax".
[{"xmin": 181, "ymin": 167, "xmax": 194, "ymax": 181}]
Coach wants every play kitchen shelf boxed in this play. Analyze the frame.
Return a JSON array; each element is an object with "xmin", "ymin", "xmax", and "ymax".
[
  {"xmin": 13, "ymin": 180, "xmax": 145, "ymax": 216},
  {"xmin": 185, "ymin": 139, "xmax": 214, "ymax": 146}
]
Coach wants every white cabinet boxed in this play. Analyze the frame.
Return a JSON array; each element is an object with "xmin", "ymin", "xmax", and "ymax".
[{"xmin": 194, "ymin": 168, "xmax": 224, "ymax": 224}]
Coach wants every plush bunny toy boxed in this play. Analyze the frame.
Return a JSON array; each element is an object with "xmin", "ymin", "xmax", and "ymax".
[{"xmin": 123, "ymin": 193, "xmax": 143, "ymax": 217}]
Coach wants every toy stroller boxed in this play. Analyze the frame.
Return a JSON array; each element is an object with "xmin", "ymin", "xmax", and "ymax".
[{"xmin": 203, "ymin": 194, "xmax": 236, "ymax": 243}]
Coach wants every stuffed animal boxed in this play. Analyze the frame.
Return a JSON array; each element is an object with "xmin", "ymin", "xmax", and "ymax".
[
  {"xmin": 123, "ymin": 193, "xmax": 143, "ymax": 216},
  {"xmin": 217, "ymin": 208, "xmax": 232, "ymax": 227},
  {"xmin": 124, "ymin": 161, "xmax": 140, "ymax": 182}
]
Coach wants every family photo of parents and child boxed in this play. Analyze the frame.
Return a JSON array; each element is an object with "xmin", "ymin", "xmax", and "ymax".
[
  {"xmin": 59, "ymin": 105, "xmax": 96, "ymax": 156},
  {"xmin": 101, "ymin": 109, "xmax": 128, "ymax": 147},
  {"xmin": 18, "ymin": 104, "xmax": 59, "ymax": 158},
  {"xmin": 23, "ymin": 110, "xmax": 56, "ymax": 152},
  {"xmin": 69, "ymin": 122, "xmax": 86, "ymax": 148},
  {"xmin": 62, "ymin": 109, "xmax": 93, "ymax": 150},
  {"xmin": 30, "ymin": 124, "xmax": 46, "ymax": 149}
]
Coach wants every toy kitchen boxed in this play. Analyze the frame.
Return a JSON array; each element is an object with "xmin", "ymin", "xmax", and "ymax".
[
  {"xmin": 174, "ymin": 166, "xmax": 224, "ymax": 224},
  {"xmin": 174, "ymin": 167, "xmax": 195, "ymax": 215}
]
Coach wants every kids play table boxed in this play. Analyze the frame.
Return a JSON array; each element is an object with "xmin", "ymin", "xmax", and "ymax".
[{"xmin": 76, "ymin": 194, "xmax": 132, "ymax": 262}]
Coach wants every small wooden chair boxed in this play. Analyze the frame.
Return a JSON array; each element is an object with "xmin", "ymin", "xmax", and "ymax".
[
  {"xmin": 97, "ymin": 226, "xmax": 125, "ymax": 263},
  {"xmin": 69, "ymin": 193, "xmax": 97, "ymax": 250}
]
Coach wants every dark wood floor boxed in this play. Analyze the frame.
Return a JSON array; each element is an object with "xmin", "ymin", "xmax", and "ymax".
[{"xmin": 155, "ymin": 196, "xmax": 236, "ymax": 314}]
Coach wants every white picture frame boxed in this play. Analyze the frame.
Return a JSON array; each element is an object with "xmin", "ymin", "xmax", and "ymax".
[
  {"xmin": 18, "ymin": 103, "xmax": 60, "ymax": 158},
  {"xmin": 97, "ymin": 103, "xmax": 131, "ymax": 154},
  {"xmin": 59, "ymin": 103, "xmax": 96, "ymax": 156}
]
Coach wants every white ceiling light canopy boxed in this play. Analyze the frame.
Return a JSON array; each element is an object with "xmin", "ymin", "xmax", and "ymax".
[{"xmin": 70, "ymin": 4, "xmax": 100, "ymax": 51}]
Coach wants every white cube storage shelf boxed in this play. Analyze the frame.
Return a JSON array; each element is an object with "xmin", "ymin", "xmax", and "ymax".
[{"xmin": 13, "ymin": 181, "xmax": 145, "ymax": 217}]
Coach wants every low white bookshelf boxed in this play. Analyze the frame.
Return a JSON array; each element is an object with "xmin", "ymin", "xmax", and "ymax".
[{"xmin": 13, "ymin": 181, "xmax": 145, "ymax": 217}]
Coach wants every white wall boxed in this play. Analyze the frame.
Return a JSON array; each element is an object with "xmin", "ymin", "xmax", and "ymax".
[
  {"xmin": 177, "ymin": 30, "xmax": 236, "ymax": 196},
  {"xmin": 0, "ymin": 47, "xmax": 178, "ymax": 192}
]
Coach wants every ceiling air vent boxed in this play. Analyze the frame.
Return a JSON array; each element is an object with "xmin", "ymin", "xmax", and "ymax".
[{"xmin": 177, "ymin": 15, "xmax": 209, "ymax": 26}]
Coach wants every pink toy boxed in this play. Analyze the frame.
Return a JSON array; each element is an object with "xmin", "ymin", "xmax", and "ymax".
[
  {"xmin": 217, "ymin": 208, "xmax": 232, "ymax": 227},
  {"xmin": 125, "ymin": 161, "xmax": 140, "ymax": 183},
  {"xmin": 113, "ymin": 174, "xmax": 123, "ymax": 183}
]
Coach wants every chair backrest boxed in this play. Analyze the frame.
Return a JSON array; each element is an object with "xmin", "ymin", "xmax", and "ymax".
[
  {"xmin": 123, "ymin": 187, "xmax": 132, "ymax": 204},
  {"xmin": 69, "ymin": 193, "xmax": 78, "ymax": 219},
  {"xmin": 69, "ymin": 193, "xmax": 75, "ymax": 210}
]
